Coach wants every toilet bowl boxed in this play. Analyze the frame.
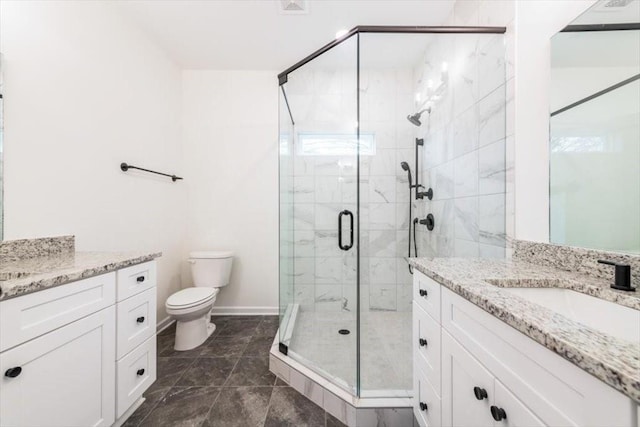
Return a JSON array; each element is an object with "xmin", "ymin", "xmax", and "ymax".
[{"xmin": 165, "ymin": 251, "xmax": 233, "ymax": 351}]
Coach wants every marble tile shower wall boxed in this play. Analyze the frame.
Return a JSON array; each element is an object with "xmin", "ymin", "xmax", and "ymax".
[
  {"xmin": 412, "ymin": 33, "xmax": 509, "ymax": 259},
  {"xmin": 286, "ymin": 68, "xmax": 416, "ymax": 314},
  {"xmin": 360, "ymin": 68, "xmax": 417, "ymax": 313}
]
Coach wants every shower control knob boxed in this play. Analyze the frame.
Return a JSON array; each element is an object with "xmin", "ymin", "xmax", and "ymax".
[
  {"xmin": 474, "ymin": 387, "xmax": 488, "ymax": 400},
  {"xmin": 419, "ymin": 289, "xmax": 428, "ymax": 297},
  {"xmin": 419, "ymin": 338, "xmax": 428, "ymax": 347},
  {"xmin": 491, "ymin": 406, "xmax": 507, "ymax": 421},
  {"xmin": 419, "ymin": 402, "xmax": 428, "ymax": 412}
]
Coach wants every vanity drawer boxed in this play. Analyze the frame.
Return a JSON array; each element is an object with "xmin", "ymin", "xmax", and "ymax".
[
  {"xmin": 116, "ymin": 287, "xmax": 156, "ymax": 359},
  {"xmin": 414, "ymin": 364, "xmax": 441, "ymax": 427},
  {"xmin": 413, "ymin": 302, "xmax": 441, "ymax": 395},
  {"xmin": 413, "ymin": 271, "xmax": 441, "ymax": 322},
  {"xmin": 0, "ymin": 273, "xmax": 116, "ymax": 352},
  {"xmin": 116, "ymin": 261, "xmax": 156, "ymax": 302},
  {"xmin": 116, "ymin": 335, "xmax": 156, "ymax": 418}
]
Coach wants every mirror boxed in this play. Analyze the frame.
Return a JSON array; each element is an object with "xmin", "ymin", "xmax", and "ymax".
[
  {"xmin": 549, "ymin": 0, "xmax": 640, "ymax": 254},
  {"xmin": 0, "ymin": 54, "xmax": 3, "ymax": 240}
]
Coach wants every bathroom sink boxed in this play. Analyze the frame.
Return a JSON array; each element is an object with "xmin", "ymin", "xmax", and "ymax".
[{"xmin": 503, "ymin": 288, "xmax": 640, "ymax": 344}]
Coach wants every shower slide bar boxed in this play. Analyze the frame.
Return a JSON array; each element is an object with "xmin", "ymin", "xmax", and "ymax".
[{"xmin": 120, "ymin": 162, "xmax": 184, "ymax": 182}]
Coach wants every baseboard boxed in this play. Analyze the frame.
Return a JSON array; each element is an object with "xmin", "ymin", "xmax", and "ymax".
[
  {"xmin": 156, "ymin": 308, "xmax": 278, "ymax": 332},
  {"xmin": 210, "ymin": 306, "xmax": 278, "ymax": 315},
  {"xmin": 156, "ymin": 316, "xmax": 175, "ymax": 333}
]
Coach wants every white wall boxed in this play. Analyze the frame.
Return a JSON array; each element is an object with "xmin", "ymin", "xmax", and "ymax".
[
  {"xmin": 0, "ymin": 1, "xmax": 185, "ymax": 321},
  {"xmin": 182, "ymin": 70, "xmax": 279, "ymax": 314},
  {"xmin": 512, "ymin": 0, "xmax": 596, "ymax": 242}
]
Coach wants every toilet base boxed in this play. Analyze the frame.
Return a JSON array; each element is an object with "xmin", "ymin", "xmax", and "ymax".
[{"xmin": 174, "ymin": 314, "xmax": 216, "ymax": 351}]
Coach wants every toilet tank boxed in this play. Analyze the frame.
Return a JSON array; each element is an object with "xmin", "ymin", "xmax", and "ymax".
[{"xmin": 189, "ymin": 251, "xmax": 234, "ymax": 288}]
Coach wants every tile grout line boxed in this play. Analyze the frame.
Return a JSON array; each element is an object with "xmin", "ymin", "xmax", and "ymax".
[
  {"xmin": 197, "ymin": 385, "xmax": 223, "ymax": 427},
  {"xmin": 133, "ymin": 317, "xmax": 279, "ymax": 426}
]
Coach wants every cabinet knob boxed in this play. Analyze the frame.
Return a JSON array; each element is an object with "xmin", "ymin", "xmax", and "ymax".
[
  {"xmin": 419, "ymin": 338, "xmax": 428, "ymax": 347},
  {"xmin": 4, "ymin": 367, "xmax": 22, "ymax": 378},
  {"xmin": 490, "ymin": 406, "xmax": 507, "ymax": 421},
  {"xmin": 136, "ymin": 316, "xmax": 145, "ymax": 323},
  {"xmin": 419, "ymin": 402, "xmax": 428, "ymax": 412},
  {"xmin": 419, "ymin": 289, "xmax": 428, "ymax": 297},
  {"xmin": 473, "ymin": 386, "xmax": 488, "ymax": 400},
  {"xmin": 137, "ymin": 369, "xmax": 145, "ymax": 376},
  {"xmin": 136, "ymin": 276, "xmax": 145, "ymax": 283}
]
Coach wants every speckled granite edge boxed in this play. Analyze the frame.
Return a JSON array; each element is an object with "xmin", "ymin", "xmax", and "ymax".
[
  {"xmin": 0, "ymin": 251, "xmax": 161, "ymax": 301},
  {"xmin": 513, "ymin": 240, "xmax": 640, "ymax": 288},
  {"xmin": 407, "ymin": 257, "xmax": 640, "ymax": 403},
  {"xmin": 0, "ymin": 235, "xmax": 75, "ymax": 262}
]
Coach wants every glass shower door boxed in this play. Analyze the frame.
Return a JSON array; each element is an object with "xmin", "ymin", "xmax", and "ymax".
[{"xmin": 278, "ymin": 34, "xmax": 359, "ymax": 393}]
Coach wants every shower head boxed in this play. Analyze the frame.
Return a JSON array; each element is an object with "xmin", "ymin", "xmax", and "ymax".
[
  {"xmin": 407, "ymin": 107, "xmax": 431, "ymax": 127},
  {"xmin": 400, "ymin": 161, "xmax": 412, "ymax": 187},
  {"xmin": 407, "ymin": 114, "xmax": 422, "ymax": 126}
]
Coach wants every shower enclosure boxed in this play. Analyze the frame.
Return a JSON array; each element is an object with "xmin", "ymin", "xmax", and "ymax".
[{"xmin": 278, "ymin": 26, "xmax": 507, "ymax": 400}]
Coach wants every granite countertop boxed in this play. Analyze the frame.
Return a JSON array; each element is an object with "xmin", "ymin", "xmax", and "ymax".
[
  {"xmin": 407, "ymin": 257, "xmax": 640, "ymax": 403},
  {"xmin": 0, "ymin": 251, "xmax": 162, "ymax": 301}
]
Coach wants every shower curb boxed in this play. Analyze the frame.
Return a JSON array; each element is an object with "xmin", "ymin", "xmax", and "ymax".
[{"xmin": 269, "ymin": 332, "xmax": 414, "ymax": 427}]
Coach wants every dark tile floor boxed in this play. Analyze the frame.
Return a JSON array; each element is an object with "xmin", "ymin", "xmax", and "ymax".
[{"xmin": 123, "ymin": 315, "xmax": 346, "ymax": 427}]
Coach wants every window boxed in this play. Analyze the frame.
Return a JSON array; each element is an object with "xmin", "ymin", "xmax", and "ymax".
[{"xmin": 297, "ymin": 133, "xmax": 375, "ymax": 156}]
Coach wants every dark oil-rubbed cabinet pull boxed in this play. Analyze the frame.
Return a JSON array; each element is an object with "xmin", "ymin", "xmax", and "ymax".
[
  {"xmin": 136, "ymin": 276, "xmax": 145, "ymax": 283},
  {"xmin": 419, "ymin": 402, "xmax": 428, "ymax": 412},
  {"xmin": 137, "ymin": 369, "xmax": 145, "ymax": 376},
  {"xmin": 419, "ymin": 338, "xmax": 428, "ymax": 347},
  {"xmin": 419, "ymin": 289, "xmax": 428, "ymax": 297},
  {"xmin": 473, "ymin": 386, "xmax": 488, "ymax": 400},
  {"xmin": 136, "ymin": 316, "xmax": 145, "ymax": 323},
  {"xmin": 491, "ymin": 406, "xmax": 507, "ymax": 421},
  {"xmin": 4, "ymin": 367, "xmax": 22, "ymax": 378}
]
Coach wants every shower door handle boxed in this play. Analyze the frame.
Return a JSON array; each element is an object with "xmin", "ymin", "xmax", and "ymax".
[{"xmin": 338, "ymin": 210, "xmax": 354, "ymax": 251}]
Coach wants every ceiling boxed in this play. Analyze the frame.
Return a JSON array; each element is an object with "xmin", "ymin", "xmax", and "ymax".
[{"xmin": 114, "ymin": 0, "xmax": 455, "ymax": 71}]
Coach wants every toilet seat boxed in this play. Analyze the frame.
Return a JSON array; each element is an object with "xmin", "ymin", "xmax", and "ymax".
[{"xmin": 166, "ymin": 287, "xmax": 218, "ymax": 310}]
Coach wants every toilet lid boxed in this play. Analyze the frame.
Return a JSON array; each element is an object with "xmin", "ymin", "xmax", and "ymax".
[
  {"xmin": 166, "ymin": 288, "xmax": 218, "ymax": 309},
  {"xmin": 189, "ymin": 251, "xmax": 234, "ymax": 259}
]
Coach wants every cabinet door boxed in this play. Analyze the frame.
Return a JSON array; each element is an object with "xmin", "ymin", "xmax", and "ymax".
[
  {"xmin": 413, "ymin": 303, "xmax": 441, "ymax": 395},
  {"xmin": 0, "ymin": 307, "xmax": 116, "ymax": 427},
  {"xmin": 442, "ymin": 331, "xmax": 495, "ymax": 427},
  {"xmin": 493, "ymin": 380, "xmax": 546, "ymax": 427}
]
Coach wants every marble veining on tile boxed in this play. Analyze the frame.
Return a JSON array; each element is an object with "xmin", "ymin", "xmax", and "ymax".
[
  {"xmin": 0, "ymin": 235, "xmax": 75, "ymax": 262},
  {"xmin": 407, "ymin": 256, "xmax": 640, "ymax": 403},
  {"xmin": 0, "ymin": 251, "xmax": 162, "ymax": 300}
]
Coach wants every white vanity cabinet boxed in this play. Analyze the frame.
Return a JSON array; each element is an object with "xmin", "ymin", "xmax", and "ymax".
[
  {"xmin": 0, "ymin": 305, "xmax": 116, "ymax": 427},
  {"xmin": 0, "ymin": 260, "xmax": 158, "ymax": 427},
  {"xmin": 413, "ymin": 270, "xmax": 638, "ymax": 427}
]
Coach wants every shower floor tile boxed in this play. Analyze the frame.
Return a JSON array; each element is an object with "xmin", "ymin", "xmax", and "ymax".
[{"xmin": 288, "ymin": 310, "xmax": 412, "ymax": 395}]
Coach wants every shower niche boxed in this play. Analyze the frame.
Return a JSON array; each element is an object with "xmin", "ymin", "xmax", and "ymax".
[{"xmin": 277, "ymin": 27, "xmax": 507, "ymax": 404}]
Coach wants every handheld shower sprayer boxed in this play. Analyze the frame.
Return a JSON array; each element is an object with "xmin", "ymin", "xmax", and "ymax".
[{"xmin": 401, "ymin": 161, "xmax": 412, "ymax": 188}]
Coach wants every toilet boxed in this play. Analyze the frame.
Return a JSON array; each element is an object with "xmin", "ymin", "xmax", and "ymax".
[{"xmin": 165, "ymin": 251, "xmax": 233, "ymax": 351}]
